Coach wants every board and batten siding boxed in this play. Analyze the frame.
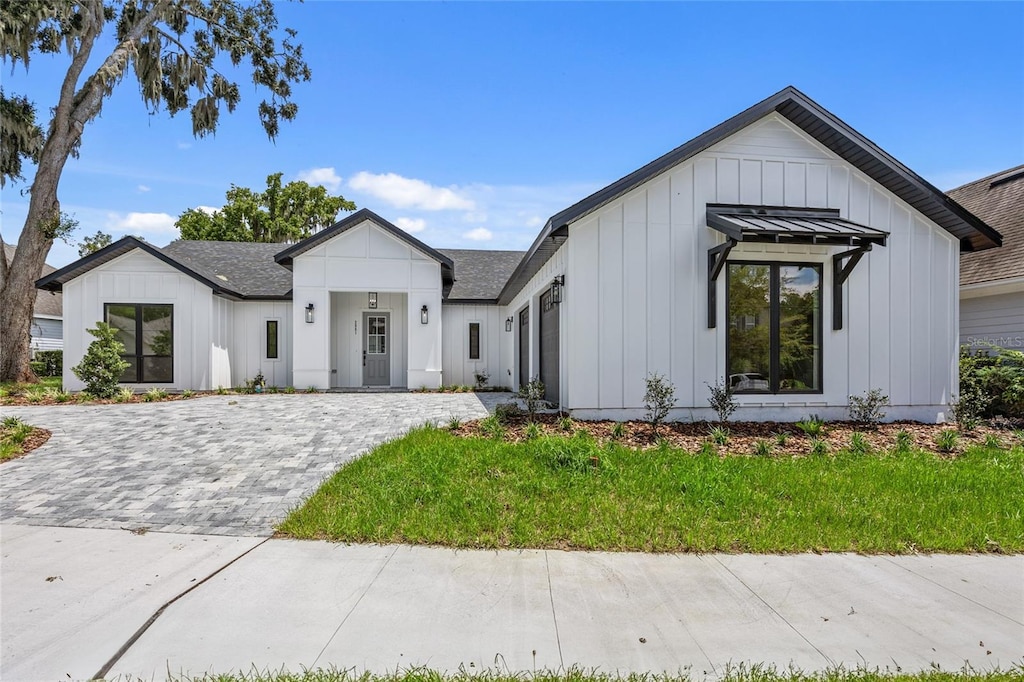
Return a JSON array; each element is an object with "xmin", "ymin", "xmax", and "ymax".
[
  {"xmin": 229, "ymin": 301, "xmax": 293, "ymax": 388},
  {"xmin": 331, "ymin": 291, "xmax": 407, "ymax": 388},
  {"xmin": 565, "ymin": 113, "xmax": 959, "ymax": 422},
  {"xmin": 291, "ymin": 218, "xmax": 443, "ymax": 389},
  {"xmin": 61, "ymin": 249, "xmax": 216, "ymax": 391},
  {"xmin": 440, "ymin": 304, "xmax": 506, "ymax": 388},
  {"xmin": 960, "ymin": 293, "xmax": 1024, "ymax": 351}
]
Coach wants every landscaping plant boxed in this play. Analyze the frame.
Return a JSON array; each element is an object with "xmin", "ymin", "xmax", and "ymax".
[
  {"xmin": 796, "ymin": 415, "xmax": 825, "ymax": 438},
  {"xmin": 935, "ymin": 429, "xmax": 959, "ymax": 453},
  {"xmin": 494, "ymin": 401, "xmax": 523, "ymax": 425},
  {"xmin": 706, "ymin": 378, "xmax": 737, "ymax": 422},
  {"xmin": 848, "ymin": 389, "xmax": 890, "ymax": 426},
  {"xmin": 643, "ymin": 372, "xmax": 676, "ymax": 432},
  {"xmin": 708, "ymin": 425, "xmax": 730, "ymax": 446},
  {"xmin": 848, "ymin": 432, "xmax": 872, "ymax": 455},
  {"xmin": 518, "ymin": 377, "xmax": 546, "ymax": 421},
  {"xmin": 71, "ymin": 322, "xmax": 129, "ymax": 399},
  {"xmin": 894, "ymin": 430, "xmax": 913, "ymax": 452}
]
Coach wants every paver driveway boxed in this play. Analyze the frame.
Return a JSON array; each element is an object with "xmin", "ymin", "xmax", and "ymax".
[{"xmin": 0, "ymin": 393, "xmax": 495, "ymax": 536}]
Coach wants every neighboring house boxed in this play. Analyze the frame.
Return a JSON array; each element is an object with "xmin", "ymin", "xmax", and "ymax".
[
  {"xmin": 949, "ymin": 166, "xmax": 1023, "ymax": 352},
  {"xmin": 38, "ymin": 86, "xmax": 1003, "ymax": 422},
  {"xmin": 4, "ymin": 244, "xmax": 63, "ymax": 354}
]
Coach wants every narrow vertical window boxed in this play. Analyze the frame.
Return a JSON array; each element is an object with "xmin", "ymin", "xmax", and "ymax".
[
  {"xmin": 266, "ymin": 320, "xmax": 279, "ymax": 359},
  {"xmin": 468, "ymin": 322, "xmax": 481, "ymax": 360}
]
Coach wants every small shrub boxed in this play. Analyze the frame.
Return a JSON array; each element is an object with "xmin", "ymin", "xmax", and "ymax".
[
  {"xmin": 796, "ymin": 415, "xmax": 825, "ymax": 438},
  {"xmin": 644, "ymin": 372, "xmax": 676, "ymax": 431},
  {"xmin": 894, "ymin": 430, "xmax": 913, "ymax": 452},
  {"xmin": 752, "ymin": 439, "xmax": 773, "ymax": 457},
  {"xmin": 71, "ymin": 322, "xmax": 130, "ymax": 399},
  {"xmin": 35, "ymin": 350, "xmax": 63, "ymax": 377},
  {"xmin": 216, "ymin": 386, "xmax": 229, "ymax": 395},
  {"xmin": 2, "ymin": 416, "xmax": 25, "ymax": 429},
  {"xmin": 143, "ymin": 388, "xmax": 168, "ymax": 402},
  {"xmin": 774, "ymin": 432, "xmax": 789, "ymax": 447},
  {"xmin": 708, "ymin": 425, "xmax": 729, "ymax": 446},
  {"xmin": 983, "ymin": 434, "xmax": 1002, "ymax": 450},
  {"xmin": 848, "ymin": 431, "xmax": 871, "ymax": 454},
  {"xmin": 935, "ymin": 429, "xmax": 959, "ymax": 453},
  {"xmin": 114, "ymin": 387, "xmax": 134, "ymax": 403},
  {"xmin": 706, "ymin": 378, "xmax": 737, "ymax": 423},
  {"xmin": 447, "ymin": 415, "xmax": 461, "ymax": 431},
  {"xmin": 47, "ymin": 387, "xmax": 72, "ymax": 403},
  {"xmin": 698, "ymin": 440, "xmax": 717, "ymax": 457},
  {"xmin": 524, "ymin": 422, "xmax": 542, "ymax": 440},
  {"xmin": 518, "ymin": 377, "xmax": 546, "ymax": 421},
  {"xmin": 182, "ymin": 389, "xmax": 195, "ymax": 398},
  {"xmin": 809, "ymin": 438, "xmax": 829, "ymax": 457},
  {"xmin": 474, "ymin": 370, "xmax": 490, "ymax": 389},
  {"xmin": 305, "ymin": 386, "xmax": 318, "ymax": 394},
  {"xmin": 848, "ymin": 388, "xmax": 889, "ymax": 425},
  {"xmin": 559, "ymin": 416, "xmax": 573, "ymax": 432},
  {"xmin": 610, "ymin": 422, "xmax": 626, "ymax": 440},
  {"xmin": 25, "ymin": 390, "xmax": 43, "ymax": 404},
  {"xmin": 950, "ymin": 391, "xmax": 987, "ymax": 432},
  {"xmin": 494, "ymin": 401, "xmax": 523, "ymax": 425},
  {"xmin": 479, "ymin": 415, "xmax": 506, "ymax": 440},
  {"xmin": 283, "ymin": 386, "xmax": 296, "ymax": 394}
]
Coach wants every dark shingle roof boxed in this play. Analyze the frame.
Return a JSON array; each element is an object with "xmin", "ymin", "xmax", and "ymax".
[
  {"xmin": 162, "ymin": 241, "xmax": 293, "ymax": 298},
  {"xmin": 438, "ymin": 249, "xmax": 526, "ymax": 301},
  {"xmin": 949, "ymin": 165, "xmax": 1024, "ymax": 286},
  {"xmin": 5, "ymin": 244, "xmax": 63, "ymax": 317}
]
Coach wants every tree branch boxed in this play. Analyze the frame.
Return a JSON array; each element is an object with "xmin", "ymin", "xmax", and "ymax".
[{"xmin": 51, "ymin": 1, "xmax": 104, "ymax": 140}]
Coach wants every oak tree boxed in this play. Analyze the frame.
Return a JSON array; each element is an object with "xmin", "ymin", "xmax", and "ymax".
[{"xmin": 0, "ymin": 0, "xmax": 311, "ymax": 382}]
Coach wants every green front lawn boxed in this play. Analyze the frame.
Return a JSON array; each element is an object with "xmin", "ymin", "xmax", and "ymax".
[{"xmin": 279, "ymin": 426, "xmax": 1024, "ymax": 553}]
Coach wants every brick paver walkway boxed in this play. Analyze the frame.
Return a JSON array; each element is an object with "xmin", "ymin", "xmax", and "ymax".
[{"xmin": 0, "ymin": 393, "xmax": 498, "ymax": 537}]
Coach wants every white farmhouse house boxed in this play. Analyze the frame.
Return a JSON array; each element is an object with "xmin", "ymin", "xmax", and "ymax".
[{"xmin": 38, "ymin": 87, "xmax": 1003, "ymax": 422}]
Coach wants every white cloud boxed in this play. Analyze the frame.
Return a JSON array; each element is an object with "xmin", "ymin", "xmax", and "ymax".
[
  {"xmin": 524, "ymin": 215, "xmax": 544, "ymax": 228},
  {"xmin": 296, "ymin": 167, "xmax": 342, "ymax": 192},
  {"xmin": 196, "ymin": 205, "xmax": 220, "ymax": 215},
  {"xmin": 137, "ymin": 184, "xmax": 151, "ymax": 193},
  {"xmin": 394, "ymin": 217, "xmax": 426, "ymax": 233},
  {"xmin": 176, "ymin": 141, "xmax": 192, "ymax": 150},
  {"xmin": 106, "ymin": 211, "xmax": 179, "ymax": 236},
  {"xmin": 463, "ymin": 227, "xmax": 493, "ymax": 241},
  {"xmin": 348, "ymin": 171, "xmax": 475, "ymax": 211}
]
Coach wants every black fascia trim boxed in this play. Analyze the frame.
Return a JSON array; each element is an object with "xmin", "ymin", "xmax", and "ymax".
[
  {"xmin": 443, "ymin": 298, "xmax": 500, "ymax": 306},
  {"xmin": 36, "ymin": 236, "xmax": 240, "ymax": 297},
  {"xmin": 495, "ymin": 224, "xmax": 568, "ymax": 305},
  {"xmin": 274, "ymin": 208, "xmax": 455, "ymax": 277}
]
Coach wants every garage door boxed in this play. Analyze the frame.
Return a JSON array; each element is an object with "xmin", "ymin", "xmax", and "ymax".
[{"xmin": 539, "ymin": 289, "xmax": 559, "ymax": 405}]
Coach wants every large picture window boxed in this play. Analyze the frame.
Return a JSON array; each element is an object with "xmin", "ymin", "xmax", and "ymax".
[
  {"xmin": 104, "ymin": 304, "xmax": 174, "ymax": 383},
  {"xmin": 726, "ymin": 263, "xmax": 821, "ymax": 394}
]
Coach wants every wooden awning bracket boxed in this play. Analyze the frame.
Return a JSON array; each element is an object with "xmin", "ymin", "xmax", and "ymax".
[
  {"xmin": 832, "ymin": 242, "xmax": 873, "ymax": 330},
  {"xmin": 707, "ymin": 238, "xmax": 737, "ymax": 328}
]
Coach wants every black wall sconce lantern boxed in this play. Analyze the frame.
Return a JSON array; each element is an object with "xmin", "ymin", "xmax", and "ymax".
[
  {"xmin": 550, "ymin": 275, "xmax": 565, "ymax": 304},
  {"xmin": 505, "ymin": 316, "xmax": 513, "ymax": 332},
  {"xmin": 420, "ymin": 304, "xmax": 429, "ymax": 325},
  {"xmin": 305, "ymin": 303, "xmax": 315, "ymax": 324},
  {"xmin": 368, "ymin": 292, "xmax": 378, "ymax": 309}
]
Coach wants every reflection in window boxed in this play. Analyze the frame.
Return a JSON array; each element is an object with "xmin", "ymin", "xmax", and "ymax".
[
  {"xmin": 266, "ymin": 320, "xmax": 279, "ymax": 359},
  {"xmin": 727, "ymin": 263, "xmax": 821, "ymax": 393},
  {"xmin": 104, "ymin": 303, "xmax": 173, "ymax": 383}
]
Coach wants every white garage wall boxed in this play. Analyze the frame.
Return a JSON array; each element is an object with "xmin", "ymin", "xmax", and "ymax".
[
  {"xmin": 565, "ymin": 113, "xmax": 960, "ymax": 422},
  {"xmin": 440, "ymin": 304, "xmax": 506, "ymax": 388},
  {"xmin": 62, "ymin": 249, "xmax": 215, "ymax": 391},
  {"xmin": 230, "ymin": 301, "xmax": 293, "ymax": 388}
]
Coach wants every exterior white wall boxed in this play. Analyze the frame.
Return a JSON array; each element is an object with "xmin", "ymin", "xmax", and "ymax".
[
  {"xmin": 229, "ymin": 301, "xmax": 293, "ymax": 388},
  {"xmin": 564, "ymin": 113, "xmax": 961, "ymax": 422},
  {"xmin": 500, "ymin": 243, "xmax": 569, "ymax": 401},
  {"xmin": 441, "ymin": 304, "xmax": 507, "ymax": 388},
  {"xmin": 210, "ymin": 296, "xmax": 234, "ymax": 389},
  {"xmin": 61, "ymin": 249, "xmax": 215, "ymax": 391},
  {"xmin": 291, "ymin": 219, "xmax": 443, "ymax": 389},
  {"xmin": 331, "ymin": 292, "xmax": 407, "ymax": 388},
  {"xmin": 959, "ymin": 290, "xmax": 1024, "ymax": 351}
]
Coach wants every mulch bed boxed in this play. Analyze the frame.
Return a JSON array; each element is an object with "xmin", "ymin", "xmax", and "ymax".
[
  {"xmin": 1, "ymin": 428, "xmax": 51, "ymax": 463},
  {"xmin": 453, "ymin": 413, "xmax": 1023, "ymax": 457}
]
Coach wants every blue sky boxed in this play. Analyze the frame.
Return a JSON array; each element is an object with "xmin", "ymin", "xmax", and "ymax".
[{"xmin": 3, "ymin": 1, "xmax": 1022, "ymax": 268}]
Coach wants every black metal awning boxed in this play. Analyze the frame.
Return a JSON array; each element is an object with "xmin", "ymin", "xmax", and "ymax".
[
  {"xmin": 705, "ymin": 204, "xmax": 889, "ymax": 331},
  {"xmin": 706, "ymin": 204, "xmax": 889, "ymax": 246}
]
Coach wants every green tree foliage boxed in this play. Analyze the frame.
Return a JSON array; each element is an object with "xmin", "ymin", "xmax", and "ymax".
[
  {"xmin": 78, "ymin": 230, "xmax": 112, "ymax": 256},
  {"xmin": 0, "ymin": 0, "xmax": 311, "ymax": 383},
  {"xmin": 72, "ymin": 322, "xmax": 130, "ymax": 398},
  {"xmin": 177, "ymin": 173, "xmax": 355, "ymax": 243}
]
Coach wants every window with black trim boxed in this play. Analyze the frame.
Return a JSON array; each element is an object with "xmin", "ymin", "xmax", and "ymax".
[
  {"xmin": 726, "ymin": 262, "xmax": 822, "ymax": 394},
  {"xmin": 266, "ymin": 320, "xmax": 279, "ymax": 359},
  {"xmin": 468, "ymin": 322, "xmax": 481, "ymax": 360},
  {"xmin": 104, "ymin": 303, "xmax": 173, "ymax": 383}
]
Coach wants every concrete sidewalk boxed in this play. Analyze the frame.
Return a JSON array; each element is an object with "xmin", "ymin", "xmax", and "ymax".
[{"xmin": 2, "ymin": 525, "xmax": 1021, "ymax": 681}]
